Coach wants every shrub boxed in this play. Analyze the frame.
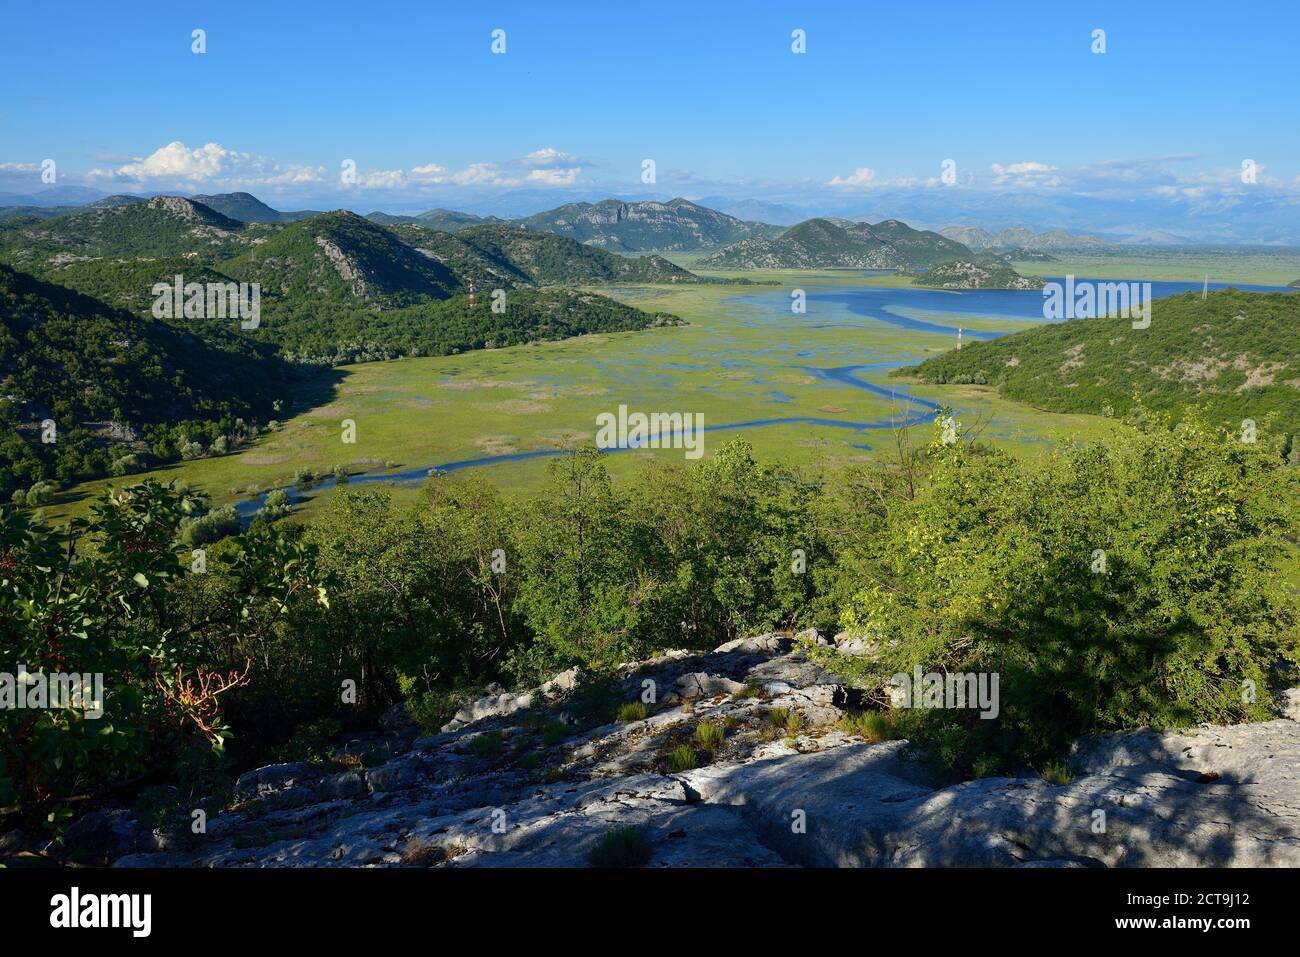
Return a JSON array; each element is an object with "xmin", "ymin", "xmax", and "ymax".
[
  {"xmin": 811, "ymin": 414, "xmax": 1300, "ymax": 777},
  {"xmin": 1040, "ymin": 761, "xmax": 1073, "ymax": 786},
  {"xmin": 766, "ymin": 707, "xmax": 802, "ymax": 733},
  {"xmin": 109, "ymin": 453, "xmax": 143, "ymax": 477},
  {"xmin": 0, "ymin": 481, "xmax": 329, "ymax": 825},
  {"xmin": 25, "ymin": 481, "xmax": 55, "ymax": 505},
  {"xmin": 616, "ymin": 701, "xmax": 648, "ymax": 722},
  {"xmin": 469, "ymin": 730, "xmax": 504, "ymax": 757},
  {"xmin": 181, "ymin": 505, "xmax": 241, "ymax": 546},
  {"xmin": 837, "ymin": 710, "xmax": 897, "ymax": 743},
  {"xmin": 258, "ymin": 488, "xmax": 293, "ymax": 521},
  {"xmin": 586, "ymin": 827, "xmax": 652, "ymax": 868}
]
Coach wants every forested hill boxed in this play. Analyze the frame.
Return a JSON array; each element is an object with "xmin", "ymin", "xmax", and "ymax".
[
  {"xmin": 0, "ymin": 262, "xmax": 290, "ymax": 496},
  {"xmin": 698, "ymin": 217, "xmax": 973, "ymax": 270},
  {"xmin": 267, "ymin": 287, "xmax": 682, "ymax": 365},
  {"xmin": 903, "ymin": 288, "xmax": 1300, "ymax": 429},
  {"xmin": 514, "ymin": 198, "xmax": 781, "ymax": 251}
]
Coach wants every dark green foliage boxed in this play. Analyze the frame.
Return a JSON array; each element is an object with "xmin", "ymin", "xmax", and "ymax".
[
  {"xmin": 905, "ymin": 288, "xmax": 1300, "ymax": 430},
  {"xmin": 257, "ymin": 287, "xmax": 678, "ymax": 365},
  {"xmin": 0, "ymin": 196, "xmax": 253, "ymax": 270},
  {"xmin": 912, "ymin": 256, "xmax": 1044, "ymax": 290},
  {"xmin": 4, "ymin": 410, "xmax": 1299, "ymax": 832},
  {"xmin": 586, "ymin": 827, "xmax": 652, "ymax": 867},
  {"xmin": 0, "ymin": 263, "xmax": 293, "ymax": 496},
  {"xmin": 0, "ymin": 481, "xmax": 328, "ymax": 823},
  {"xmin": 807, "ymin": 413, "xmax": 1300, "ymax": 777},
  {"xmin": 221, "ymin": 211, "xmax": 463, "ymax": 305},
  {"xmin": 509, "ymin": 440, "xmax": 817, "ymax": 682}
]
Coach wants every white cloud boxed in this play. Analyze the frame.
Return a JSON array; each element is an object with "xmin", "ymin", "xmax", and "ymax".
[
  {"xmin": 358, "ymin": 169, "xmax": 409, "ymax": 189},
  {"xmin": 88, "ymin": 140, "xmax": 324, "ymax": 187},
  {"xmin": 527, "ymin": 167, "xmax": 581, "ymax": 186},
  {"xmin": 990, "ymin": 161, "xmax": 1061, "ymax": 187},
  {"xmin": 521, "ymin": 148, "xmax": 583, "ymax": 168},
  {"xmin": 410, "ymin": 163, "xmax": 449, "ymax": 180},
  {"xmin": 448, "ymin": 163, "xmax": 521, "ymax": 187},
  {"xmin": 827, "ymin": 167, "xmax": 876, "ymax": 188},
  {"xmin": 118, "ymin": 141, "xmax": 233, "ymax": 180}
]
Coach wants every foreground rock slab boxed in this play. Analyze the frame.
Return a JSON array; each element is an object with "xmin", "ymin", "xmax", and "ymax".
[{"xmin": 106, "ymin": 635, "xmax": 1300, "ymax": 868}]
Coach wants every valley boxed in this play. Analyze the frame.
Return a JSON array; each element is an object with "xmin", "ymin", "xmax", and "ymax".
[
  {"xmin": 6, "ymin": 2, "xmax": 1300, "ymax": 893},
  {"xmin": 46, "ymin": 257, "xmax": 1288, "ymax": 523}
]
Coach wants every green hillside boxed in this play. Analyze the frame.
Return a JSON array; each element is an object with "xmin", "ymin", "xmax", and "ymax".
[
  {"xmin": 515, "ymin": 198, "xmax": 779, "ymax": 251},
  {"xmin": 699, "ymin": 217, "xmax": 972, "ymax": 269},
  {"xmin": 389, "ymin": 222, "xmax": 702, "ymax": 286},
  {"xmin": 913, "ymin": 256, "xmax": 1044, "ymax": 290},
  {"xmin": 190, "ymin": 191, "xmax": 321, "ymax": 223},
  {"xmin": 221, "ymin": 210, "xmax": 463, "ymax": 306},
  {"xmin": 270, "ymin": 287, "xmax": 681, "ymax": 364},
  {"xmin": 0, "ymin": 263, "xmax": 292, "ymax": 497},
  {"xmin": 0, "ymin": 196, "xmax": 263, "ymax": 271},
  {"xmin": 903, "ymin": 288, "xmax": 1300, "ymax": 430}
]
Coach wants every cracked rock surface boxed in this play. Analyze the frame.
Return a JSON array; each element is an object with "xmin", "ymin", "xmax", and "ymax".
[{"xmin": 107, "ymin": 636, "xmax": 1300, "ymax": 868}]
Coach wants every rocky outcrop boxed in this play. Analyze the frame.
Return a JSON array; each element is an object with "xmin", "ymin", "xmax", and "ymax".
[{"xmin": 101, "ymin": 634, "xmax": 1300, "ymax": 868}]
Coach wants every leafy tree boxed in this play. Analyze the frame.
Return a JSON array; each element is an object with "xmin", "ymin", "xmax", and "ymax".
[
  {"xmin": 0, "ymin": 481, "xmax": 328, "ymax": 823},
  {"xmin": 808, "ymin": 413, "xmax": 1300, "ymax": 777}
]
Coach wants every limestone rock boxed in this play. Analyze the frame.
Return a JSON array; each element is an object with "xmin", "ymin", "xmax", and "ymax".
[{"xmin": 99, "ymin": 631, "xmax": 1300, "ymax": 869}]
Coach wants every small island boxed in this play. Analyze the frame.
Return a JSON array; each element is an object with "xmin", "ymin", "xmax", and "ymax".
[{"xmin": 911, "ymin": 256, "xmax": 1045, "ymax": 290}]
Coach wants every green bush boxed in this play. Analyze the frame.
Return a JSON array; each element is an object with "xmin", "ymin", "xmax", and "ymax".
[
  {"xmin": 0, "ymin": 481, "xmax": 329, "ymax": 825},
  {"xmin": 181, "ymin": 504, "xmax": 241, "ymax": 546},
  {"xmin": 666, "ymin": 744, "xmax": 697, "ymax": 771},
  {"xmin": 810, "ymin": 413, "xmax": 1300, "ymax": 777}
]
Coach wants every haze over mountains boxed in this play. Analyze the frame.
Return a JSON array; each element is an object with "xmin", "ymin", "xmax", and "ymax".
[{"xmin": 939, "ymin": 225, "xmax": 1113, "ymax": 254}]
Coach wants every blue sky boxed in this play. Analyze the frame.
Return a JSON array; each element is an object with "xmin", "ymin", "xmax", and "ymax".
[{"xmin": 3, "ymin": 0, "xmax": 1299, "ymax": 240}]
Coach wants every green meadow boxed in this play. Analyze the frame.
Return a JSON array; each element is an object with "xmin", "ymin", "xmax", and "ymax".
[{"xmin": 51, "ymin": 257, "xmax": 1264, "ymax": 523}]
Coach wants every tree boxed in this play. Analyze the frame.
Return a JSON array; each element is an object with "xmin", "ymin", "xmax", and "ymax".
[{"xmin": 809, "ymin": 414, "xmax": 1300, "ymax": 777}]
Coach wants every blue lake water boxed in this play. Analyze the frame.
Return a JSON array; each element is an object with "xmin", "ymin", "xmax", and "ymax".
[{"xmin": 232, "ymin": 278, "xmax": 1296, "ymax": 517}]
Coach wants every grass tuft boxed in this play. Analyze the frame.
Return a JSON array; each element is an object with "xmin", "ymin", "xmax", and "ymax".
[
  {"xmin": 667, "ymin": 744, "xmax": 698, "ymax": 772},
  {"xmin": 694, "ymin": 721, "xmax": 725, "ymax": 752},
  {"xmin": 616, "ymin": 701, "xmax": 649, "ymax": 722},
  {"xmin": 586, "ymin": 827, "xmax": 653, "ymax": 868}
]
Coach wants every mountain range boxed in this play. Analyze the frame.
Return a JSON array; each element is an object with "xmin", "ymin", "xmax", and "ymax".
[
  {"xmin": 0, "ymin": 194, "xmax": 698, "ymax": 491},
  {"xmin": 939, "ymin": 225, "xmax": 1114, "ymax": 254}
]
